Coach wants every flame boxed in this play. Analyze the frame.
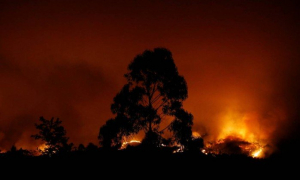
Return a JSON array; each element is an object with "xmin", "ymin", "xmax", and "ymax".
[
  {"xmin": 34, "ymin": 143, "xmax": 51, "ymax": 155},
  {"xmin": 201, "ymin": 149, "xmax": 208, "ymax": 155},
  {"xmin": 38, "ymin": 144, "xmax": 48, "ymax": 152},
  {"xmin": 192, "ymin": 132, "xmax": 201, "ymax": 139},
  {"xmin": 173, "ymin": 145, "xmax": 184, "ymax": 153},
  {"xmin": 120, "ymin": 140, "xmax": 141, "ymax": 149},
  {"xmin": 204, "ymin": 110, "xmax": 271, "ymax": 158},
  {"xmin": 252, "ymin": 148, "xmax": 263, "ymax": 158},
  {"xmin": 217, "ymin": 111, "xmax": 261, "ymax": 141}
]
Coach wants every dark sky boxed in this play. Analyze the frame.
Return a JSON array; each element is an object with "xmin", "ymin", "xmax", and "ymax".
[{"xmin": 0, "ymin": 0, "xmax": 299, "ymax": 153}]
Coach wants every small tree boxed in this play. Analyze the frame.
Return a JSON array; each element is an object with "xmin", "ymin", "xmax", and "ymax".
[
  {"xmin": 77, "ymin": 144, "xmax": 85, "ymax": 151},
  {"xmin": 32, "ymin": 116, "xmax": 71, "ymax": 156},
  {"xmin": 86, "ymin": 143, "xmax": 98, "ymax": 152}
]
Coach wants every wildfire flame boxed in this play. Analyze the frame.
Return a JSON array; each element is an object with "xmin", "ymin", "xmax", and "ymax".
[
  {"xmin": 201, "ymin": 110, "xmax": 271, "ymax": 158},
  {"xmin": 192, "ymin": 132, "xmax": 201, "ymax": 139},
  {"xmin": 119, "ymin": 115, "xmax": 269, "ymax": 159},
  {"xmin": 201, "ymin": 149, "xmax": 208, "ymax": 155},
  {"xmin": 34, "ymin": 143, "xmax": 51, "ymax": 156},
  {"xmin": 252, "ymin": 148, "xmax": 263, "ymax": 158},
  {"xmin": 38, "ymin": 144, "xmax": 48, "ymax": 152},
  {"xmin": 120, "ymin": 140, "xmax": 141, "ymax": 150}
]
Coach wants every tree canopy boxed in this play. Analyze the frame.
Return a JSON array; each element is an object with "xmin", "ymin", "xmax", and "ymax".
[{"xmin": 99, "ymin": 48, "xmax": 193, "ymax": 150}]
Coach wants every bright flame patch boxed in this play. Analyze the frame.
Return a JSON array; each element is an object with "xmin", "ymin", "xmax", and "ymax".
[
  {"xmin": 252, "ymin": 148, "xmax": 263, "ymax": 158},
  {"xmin": 202, "ymin": 110, "xmax": 272, "ymax": 158},
  {"xmin": 120, "ymin": 140, "xmax": 141, "ymax": 149}
]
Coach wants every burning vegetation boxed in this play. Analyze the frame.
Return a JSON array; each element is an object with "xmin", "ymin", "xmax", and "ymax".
[
  {"xmin": 198, "ymin": 110, "xmax": 276, "ymax": 158},
  {"xmin": 120, "ymin": 140, "xmax": 141, "ymax": 150},
  {"xmin": 118, "ymin": 127, "xmax": 268, "ymax": 159},
  {"xmin": 204, "ymin": 136, "xmax": 265, "ymax": 158}
]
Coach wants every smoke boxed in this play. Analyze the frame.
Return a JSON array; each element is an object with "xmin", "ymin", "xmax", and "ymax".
[
  {"xmin": 188, "ymin": 33, "xmax": 300, "ymax": 156},
  {"xmin": 0, "ymin": 0, "xmax": 299, "ymax": 156},
  {"xmin": 0, "ymin": 57, "xmax": 116, "ymax": 150}
]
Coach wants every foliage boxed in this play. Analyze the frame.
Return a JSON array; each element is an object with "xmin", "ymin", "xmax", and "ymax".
[
  {"xmin": 99, "ymin": 48, "xmax": 193, "ymax": 149},
  {"xmin": 32, "ymin": 116, "xmax": 71, "ymax": 156}
]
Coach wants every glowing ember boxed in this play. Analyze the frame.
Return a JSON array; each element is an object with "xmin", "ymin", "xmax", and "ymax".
[
  {"xmin": 201, "ymin": 149, "xmax": 208, "ymax": 155},
  {"xmin": 173, "ymin": 145, "xmax": 184, "ymax": 153}
]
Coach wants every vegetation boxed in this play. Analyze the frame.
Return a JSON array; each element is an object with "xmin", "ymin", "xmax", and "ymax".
[
  {"xmin": 98, "ymin": 48, "xmax": 193, "ymax": 149},
  {"xmin": 31, "ymin": 116, "xmax": 73, "ymax": 156}
]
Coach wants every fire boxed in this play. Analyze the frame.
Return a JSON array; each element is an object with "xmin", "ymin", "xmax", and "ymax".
[
  {"xmin": 127, "ymin": 140, "xmax": 141, "ymax": 144},
  {"xmin": 173, "ymin": 145, "xmax": 184, "ymax": 153},
  {"xmin": 217, "ymin": 111, "xmax": 260, "ymax": 142},
  {"xmin": 201, "ymin": 149, "xmax": 208, "ymax": 155},
  {"xmin": 203, "ymin": 110, "xmax": 271, "ymax": 158},
  {"xmin": 35, "ymin": 143, "xmax": 51, "ymax": 155},
  {"xmin": 38, "ymin": 143, "xmax": 48, "ymax": 152},
  {"xmin": 252, "ymin": 148, "xmax": 263, "ymax": 158},
  {"xmin": 192, "ymin": 132, "xmax": 201, "ymax": 139},
  {"xmin": 120, "ymin": 140, "xmax": 141, "ymax": 149}
]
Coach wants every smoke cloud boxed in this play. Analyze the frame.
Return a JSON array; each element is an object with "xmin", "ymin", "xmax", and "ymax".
[{"xmin": 0, "ymin": 1, "xmax": 299, "ymax": 156}]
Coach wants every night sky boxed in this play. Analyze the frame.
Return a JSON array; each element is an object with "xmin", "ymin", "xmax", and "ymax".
[{"xmin": 0, "ymin": 0, "xmax": 299, "ymax": 154}]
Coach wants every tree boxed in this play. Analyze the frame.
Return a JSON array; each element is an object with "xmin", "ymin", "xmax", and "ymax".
[
  {"xmin": 7, "ymin": 145, "xmax": 32, "ymax": 157},
  {"xmin": 86, "ymin": 143, "xmax": 98, "ymax": 152},
  {"xmin": 99, "ymin": 48, "xmax": 193, "ymax": 149},
  {"xmin": 32, "ymin": 116, "xmax": 71, "ymax": 156}
]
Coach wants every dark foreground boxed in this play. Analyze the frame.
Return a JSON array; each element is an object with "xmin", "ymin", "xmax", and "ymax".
[{"xmin": 0, "ymin": 148, "xmax": 297, "ymax": 177}]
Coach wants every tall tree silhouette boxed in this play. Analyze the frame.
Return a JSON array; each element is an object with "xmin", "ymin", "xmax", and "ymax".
[
  {"xmin": 32, "ymin": 116, "xmax": 71, "ymax": 156},
  {"xmin": 99, "ymin": 48, "xmax": 193, "ymax": 149}
]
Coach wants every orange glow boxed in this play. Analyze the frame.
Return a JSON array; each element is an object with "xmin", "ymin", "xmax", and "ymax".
[
  {"xmin": 252, "ymin": 148, "xmax": 263, "ymax": 158},
  {"xmin": 120, "ymin": 140, "xmax": 141, "ymax": 150},
  {"xmin": 204, "ymin": 109, "xmax": 271, "ymax": 158},
  {"xmin": 217, "ymin": 110, "xmax": 264, "ymax": 142},
  {"xmin": 192, "ymin": 132, "xmax": 201, "ymax": 139},
  {"xmin": 0, "ymin": 1, "xmax": 298, "ymax": 156},
  {"xmin": 34, "ymin": 143, "xmax": 51, "ymax": 156},
  {"xmin": 38, "ymin": 144, "xmax": 48, "ymax": 152}
]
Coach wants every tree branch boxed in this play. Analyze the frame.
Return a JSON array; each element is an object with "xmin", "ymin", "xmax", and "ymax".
[
  {"xmin": 150, "ymin": 83, "xmax": 157, "ymax": 99},
  {"xmin": 154, "ymin": 100, "xmax": 167, "ymax": 111},
  {"xmin": 151, "ymin": 93, "xmax": 161, "ymax": 104},
  {"xmin": 141, "ymin": 96, "xmax": 148, "ymax": 106},
  {"xmin": 159, "ymin": 120, "xmax": 174, "ymax": 133}
]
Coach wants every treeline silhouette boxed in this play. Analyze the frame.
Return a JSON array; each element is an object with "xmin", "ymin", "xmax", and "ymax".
[{"xmin": 0, "ymin": 48, "xmax": 291, "ymax": 171}]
